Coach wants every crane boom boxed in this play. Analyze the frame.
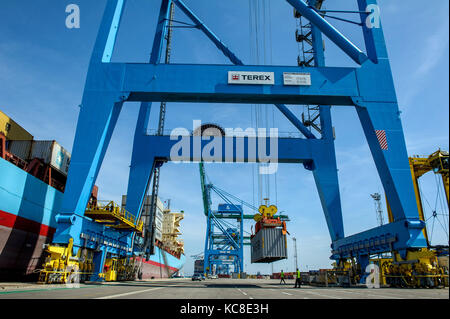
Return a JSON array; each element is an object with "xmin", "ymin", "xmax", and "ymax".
[{"xmin": 199, "ymin": 162, "xmax": 212, "ymax": 216}]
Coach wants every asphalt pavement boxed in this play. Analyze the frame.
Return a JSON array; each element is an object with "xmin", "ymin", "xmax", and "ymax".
[{"xmin": 0, "ymin": 278, "xmax": 448, "ymax": 299}]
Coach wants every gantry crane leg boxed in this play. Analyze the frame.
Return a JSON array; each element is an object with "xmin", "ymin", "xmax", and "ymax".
[{"xmin": 125, "ymin": 0, "xmax": 173, "ymax": 231}]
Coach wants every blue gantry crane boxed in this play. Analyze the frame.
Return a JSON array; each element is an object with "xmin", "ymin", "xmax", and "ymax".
[
  {"xmin": 199, "ymin": 159, "xmax": 290, "ymax": 276},
  {"xmin": 200, "ymin": 161, "xmax": 246, "ymax": 276},
  {"xmin": 39, "ymin": 0, "xmax": 442, "ymax": 285}
]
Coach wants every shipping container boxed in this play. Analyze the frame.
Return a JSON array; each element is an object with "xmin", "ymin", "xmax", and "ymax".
[
  {"xmin": 155, "ymin": 218, "xmax": 163, "ymax": 231},
  {"xmin": 30, "ymin": 140, "xmax": 71, "ymax": 175},
  {"xmin": 155, "ymin": 207, "xmax": 164, "ymax": 221},
  {"xmin": 194, "ymin": 259, "xmax": 204, "ymax": 274},
  {"xmin": 0, "ymin": 110, "xmax": 33, "ymax": 141},
  {"xmin": 141, "ymin": 205, "xmax": 164, "ymax": 223},
  {"xmin": 121, "ymin": 195, "xmax": 166, "ymax": 217},
  {"xmin": 251, "ymin": 228, "xmax": 287, "ymax": 263},
  {"xmin": 8, "ymin": 140, "xmax": 32, "ymax": 160},
  {"xmin": 8, "ymin": 140, "xmax": 71, "ymax": 176},
  {"xmin": 154, "ymin": 228, "xmax": 163, "ymax": 241}
]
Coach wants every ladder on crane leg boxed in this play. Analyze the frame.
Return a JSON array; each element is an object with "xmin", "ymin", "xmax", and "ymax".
[
  {"xmin": 295, "ymin": 1, "xmax": 324, "ymax": 135},
  {"xmin": 144, "ymin": 2, "xmax": 175, "ymax": 258}
]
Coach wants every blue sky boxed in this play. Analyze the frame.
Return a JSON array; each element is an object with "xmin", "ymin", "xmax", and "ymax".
[{"xmin": 0, "ymin": 0, "xmax": 448, "ymax": 275}]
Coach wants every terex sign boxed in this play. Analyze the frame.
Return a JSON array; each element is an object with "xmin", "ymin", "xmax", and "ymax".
[{"xmin": 228, "ymin": 71, "xmax": 275, "ymax": 85}]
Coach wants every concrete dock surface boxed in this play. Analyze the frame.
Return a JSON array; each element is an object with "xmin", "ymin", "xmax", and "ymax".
[{"xmin": 0, "ymin": 278, "xmax": 448, "ymax": 299}]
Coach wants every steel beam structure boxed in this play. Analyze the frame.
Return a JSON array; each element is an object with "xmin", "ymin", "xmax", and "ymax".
[
  {"xmin": 200, "ymin": 163, "xmax": 245, "ymax": 275},
  {"xmin": 203, "ymin": 208, "xmax": 244, "ymax": 275},
  {"xmin": 52, "ymin": 0, "xmax": 427, "ymax": 281}
]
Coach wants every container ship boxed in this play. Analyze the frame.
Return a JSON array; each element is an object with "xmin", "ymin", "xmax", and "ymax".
[
  {"xmin": 0, "ymin": 110, "xmax": 185, "ymax": 281},
  {"xmin": 122, "ymin": 195, "xmax": 185, "ymax": 279}
]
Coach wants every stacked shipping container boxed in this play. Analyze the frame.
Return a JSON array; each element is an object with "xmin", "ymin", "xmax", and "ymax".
[
  {"xmin": 8, "ymin": 140, "xmax": 71, "ymax": 176},
  {"xmin": 121, "ymin": 195, "xmax": 164, "ymax": 241},
  {"xmin": 0, "ymin": 110, "xmax": 33, "ymax": 141}
]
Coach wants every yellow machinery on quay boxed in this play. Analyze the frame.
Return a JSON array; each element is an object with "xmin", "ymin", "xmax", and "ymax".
[
  {"xmin": 329, "ymin": 150, "xmax": 449, "ymax": 288},
  {"xmin": 39, "ymin": 202, "xmax": 143, "ymax": 284}
]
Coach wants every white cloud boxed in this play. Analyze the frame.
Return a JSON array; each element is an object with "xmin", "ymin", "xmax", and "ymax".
[{"xmin": 414, "ymin": 22, "xmax": 449, "ymax": 78}]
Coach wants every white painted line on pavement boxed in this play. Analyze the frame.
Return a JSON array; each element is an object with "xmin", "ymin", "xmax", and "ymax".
[
  {"xmin": 237, "ymin": 288, "xmax": 248, "ymax": 296},
  {"xmin": 236, "ymin": 287, "xmax": 252, "ymax": 298},
  {"xmin": 282, "ymin": 292, "xmax": 293, "ymax": 296},
  {"xmin": 96, "ymin": 287, "xmax": 165, "ymax": 299},
  {"xmin": 294, "ymin": 289, "xmax": 343, "ymax": 299},
  {"xmin": 96, "ymin": 283, "xmax": 185, "ymax": 299}
]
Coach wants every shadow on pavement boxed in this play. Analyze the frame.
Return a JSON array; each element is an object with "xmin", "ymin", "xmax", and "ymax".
[{"xmin": 83, "ymin": 281, "xmax": 267, "ymax": 289}]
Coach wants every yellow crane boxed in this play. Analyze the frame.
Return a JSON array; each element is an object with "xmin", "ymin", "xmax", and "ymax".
[
  {"xmin": 376, "ymin": 150, "xmax": 449, "ymax": 287},
  {"xmin": 387, "ymin": 150, "xmax": 449, "ymax": 244},
  {"xmin": 39, "ymin": 201, "xmax": 143, "ymax": 283}
]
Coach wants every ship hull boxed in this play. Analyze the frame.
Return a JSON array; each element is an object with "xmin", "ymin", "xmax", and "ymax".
[
  {"xmin": 136, "ymin": 247, "xmax": 186, "ymax": 279},
  {"xmin": 0, "ymin": 158, "xmax": 185, "ymax": 281}
]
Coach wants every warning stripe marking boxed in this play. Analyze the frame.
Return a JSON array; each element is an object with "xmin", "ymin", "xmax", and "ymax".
[{"xmin": 375, "ymin": 130, "xmax": 388, "ymax": 150}]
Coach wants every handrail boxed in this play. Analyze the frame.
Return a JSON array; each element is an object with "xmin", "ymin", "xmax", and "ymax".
[{"xmin": 86, "ymin": 200, "xmax": 143, "ymax": 232}]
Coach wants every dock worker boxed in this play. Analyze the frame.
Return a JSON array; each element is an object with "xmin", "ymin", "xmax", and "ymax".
[
  {"xmin": 294, "ymin": 268, "xmax": 301, "ymax": 288},
  {"xmin": 280, "ymin": 270, "xmax": 286, "ymax": 284}
]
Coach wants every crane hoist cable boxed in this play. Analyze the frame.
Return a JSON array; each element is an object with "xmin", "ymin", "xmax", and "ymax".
[
  {"xmin": 144, "ymin": 2, "xmax": 175, "ymax": 258},
  {"xmin": 250, "ymin": 0, "xmax": 262, "ymax": 206},
  {"xmin": 266, "ymin": 0, "xmax": 278, "ymax": 207},
  {"xmin": 249, "ymin": 0, "xmax": 278, "ymax": 207},
  {"xmin": 417, "ymin": 171, "xmax": 449, "ymax": 244}
]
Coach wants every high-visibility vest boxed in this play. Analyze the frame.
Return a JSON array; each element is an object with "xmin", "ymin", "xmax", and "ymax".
[{"xmin": 296, "ymin": 270, "xmax": 301, "ymax": 279}]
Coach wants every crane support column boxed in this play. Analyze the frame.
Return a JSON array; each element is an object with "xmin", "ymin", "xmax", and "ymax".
[
  {"xmin": 307, "ymin": 0, "xmax": 344, "ymax": 242},
  {"xmin": 52, "ymin": 0, "xmax": 128, "ymax": 248}
]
